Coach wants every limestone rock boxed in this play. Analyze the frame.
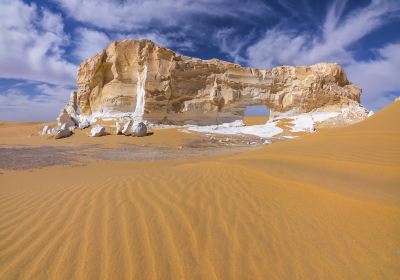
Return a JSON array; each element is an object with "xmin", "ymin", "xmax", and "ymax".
[
  {"xmin": 53, "ymin": 124, "xmax": 72, "ymax": 139},
  {"xmin": 115, "ymin": 121, "xmax": 123, "ymax": 135},
  {"xmin": 122, "ymin": 119, "xmax": 134, "ymax": 136},
  {"xmin": 57, "ymin": 91, "xmax": 79, "ymax": 127},
  {"xmin": 57, "ymin": 109, "xmax": 76, "ymax": 128},
  {"xmin": 65, "ymin": 91, "xmax": 78, "ymax": 119},
  {"xmin": 74, "ymin": 39, "xmax": 367, "ymax": 125},
  {"xmin": 41, "ymin": 125, "xmax": 52, "ymax": 135},
  {"xmin": 79, "ymin": 119, "xmax": 90, "ymax": 129},
  {"xmin": 90, "ymin": 125, "xmax": 106, "ymax": 137},
  {"xmin": 132, "ymin": 122, "xmax": 147, "ymax": 137}
]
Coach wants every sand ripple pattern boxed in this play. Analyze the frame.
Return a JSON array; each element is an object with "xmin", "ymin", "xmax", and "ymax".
[{"xmin": 1, "ymin": 159, "xmax": 399, "ymax": 279}]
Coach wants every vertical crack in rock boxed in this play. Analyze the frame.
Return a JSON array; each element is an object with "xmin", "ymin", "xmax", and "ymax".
[{"xmin": 133, "ymin": 65, "xmax": 147, "ymax": 122}]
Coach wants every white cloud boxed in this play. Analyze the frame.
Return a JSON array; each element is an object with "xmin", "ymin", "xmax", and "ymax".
[
  {"xmin": 0, "ymin": 0, "xmax": 76, "ymax": 86},
  {"xmin": 346, "ymin": 43, "xmax": 400, "ymax": 110},
  {"xmin": 213, "ymin": 28, "xmax": 253, "ymax": 64},
  {"xmin": 73, "ymin": 28, "xmax": 111, "ymax": 61},
  {"xmin": 54, "ymin": 0, "xmax": 270, "ymax": 31},
  {"xmin": 0, "ymin": 83, "xmax": 71, "ymax": 121},
  {"xmin": 72, "ymin": 27, "xmax": 196, "ymax": 62},
  {"xmin": 247, "ymin": 0, "xmax": 400, "ymax": 68}
]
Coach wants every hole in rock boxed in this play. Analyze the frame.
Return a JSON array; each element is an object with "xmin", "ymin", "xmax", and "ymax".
[{"xmin": 243, "ymin": 105, "xmax": 269, "ymax": 126}]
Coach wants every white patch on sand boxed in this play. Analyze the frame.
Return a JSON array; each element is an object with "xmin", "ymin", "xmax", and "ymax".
[
  {"xmin": 287, "ymin": 111, "xmax": 340, "ymax": 132},
  {"xmin": 187, "ymin": 120, "xmax": 283, "ymax": 138}
]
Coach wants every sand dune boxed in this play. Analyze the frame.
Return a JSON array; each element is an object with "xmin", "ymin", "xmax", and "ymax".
[{"xmin": 0, "ymin": 102, "xmax": 399, "ymax": 279}]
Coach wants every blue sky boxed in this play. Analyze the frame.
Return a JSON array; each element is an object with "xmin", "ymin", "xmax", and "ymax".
[{"xmin": 0, "ymin": 0, "xmax": 399, "ymax": 121}]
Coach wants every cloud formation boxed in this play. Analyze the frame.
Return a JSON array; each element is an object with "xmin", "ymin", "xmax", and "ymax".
[
  {"xmin": 347, "ymin": 43, "xmax": 400, "ymax": 110},
  {"xmin": 0, "ymin": 83, "xmax": 71, "ymax": 121},
  {"xmin": 246, "ymin": 0, "xmax": 400, "ymax": 68},
  {"xmin": 0, "ymin": 0, "xmax": 76, "ymax": 85},
  {"xmin": 54, "ymin": 0, "xmax": 270, "ymax": 30}
]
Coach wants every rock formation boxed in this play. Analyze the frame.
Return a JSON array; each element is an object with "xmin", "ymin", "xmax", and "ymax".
[
  {"xmin": 133, "ymin": 122, "xmax": 147, "ymax": 137},
  {"xmin": 90, "ymin": 125, "xmax": 106, "ymax": 137},
  {"xmin": 53, "ymin": 124, "xmax": 72, "ymax": 139},
  {"xmin": 115, "ymin": 121, "xmax": 123, "ymax": 135},
  {"xmin": 57, "ymin": 91, "xmax": 79, "ymax": 127},
  {"xmin": 69, "ymin": 39, "xmax": 367, "ymax": 125},
  {"xmin": 41, "ymin": 125, "xmax": 52, "ymax": 135}
]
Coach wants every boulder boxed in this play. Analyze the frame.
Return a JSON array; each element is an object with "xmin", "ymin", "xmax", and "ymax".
[
  {"xmin": 57, "ymin": 109, "xmax": 76, "ymax": 128},
  {"xmin": 122, "ymin": 119, "xmax": 133, "ymax": 136},
  {"xmin": 90, "ymin": 125, "xmax": 106, "ymax": 137},
  {"xmin": 79, "ymin": 119, "xmax": 90, "ymax": 129},
  {"xmin": 41, "ymin": 125, "xmax": 52, "ymax": 135},
  {"xmin": 54, "ymin": 124, "xmax": 72, "ymax": 139},
  {"xmin": 115, "ymin": 121, "xmax": 123, "ymax": 135},
  {"xmin": 132, "ymin": 122, "xmax": 147, "ymax": 137}
]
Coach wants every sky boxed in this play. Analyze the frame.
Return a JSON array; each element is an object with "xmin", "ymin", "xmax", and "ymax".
[{"xmin": 0, "ymin": 0, "xmax": 399, "ymax": 121}]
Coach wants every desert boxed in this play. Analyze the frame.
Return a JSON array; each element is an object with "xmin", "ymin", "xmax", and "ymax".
[
  {"xmin": 1, "ymin": 93, "xmax": 399, "ymax": 279},
  {"xmin": 1, "ymin": 1, "xmax": 400, "ymax": 279}
]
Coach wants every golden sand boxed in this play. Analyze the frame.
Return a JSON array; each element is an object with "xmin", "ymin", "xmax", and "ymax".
[
  {"xmin": 0, "ymin": 103, "xmax": 399, "ymax": 279},
  {"xmin": 243, "ymin": 115, "xmax": 268, "ymax": 126}
]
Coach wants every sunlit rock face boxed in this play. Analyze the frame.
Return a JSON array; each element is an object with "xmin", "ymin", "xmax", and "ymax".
[{"xmin": 76, "ymin": 39, "xmax": 365, "ymax": 125}]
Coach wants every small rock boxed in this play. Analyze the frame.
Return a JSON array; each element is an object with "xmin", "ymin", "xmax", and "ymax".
[
  {"xmin": 79, "ymin": 119, "xmax": 90, "ymax": 129},
  {"xmin": 90, "ymin": 125, "xmax": 106, "ymax": 137},
  {"xmin": 132, "ymin": 122, "xmax": 147, "ymax": 137},
  {"xmin": 54, "ymin": 124, "xmax": 72, "ymax": 139},
  {"xmin": 41, "ymin": 125, "xmax": 51, "ymax": 135},
  {"xmin": 122, "ymin": 119, "xmax": 133, "ymax": 136},
  {"xmin": 57, "ymin": 109, "xmax": 76, "ymax": 128},
  {"xmin": 115, "ymin": 121, "xmax": 123, "ymax": 135}
]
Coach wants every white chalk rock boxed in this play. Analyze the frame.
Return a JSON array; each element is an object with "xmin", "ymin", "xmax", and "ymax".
[
  {"xmin": 122, "ymin": 119, "xmax": 133, "ymax": 136},
  {"xmin": 79, "ymin": 119, "xmax": 90, "ymax": 129},
  {"xmin": 90, "ymin": 125, "xmax": 106, "ymax": 137},
  {"xmin": 54, "ymin": 124, "xmax": 72, "ymax": 139},
  {"xmin": 132, "ymin": 122, "xmax": 147, "ymax": 137},
  {"xmin": 41, "ymin": 125, "xmax": 52, "ymax": 135},
  {"xmin": 115, "ymin": 121, "xmax": 123, "ymax": 135},
  {"xmin": 57, "ymin": 109, "xmax": 76, "ymax": 128}
]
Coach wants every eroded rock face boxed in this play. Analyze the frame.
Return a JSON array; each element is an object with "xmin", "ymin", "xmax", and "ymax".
[{"xmin": 76, "ymin": 39, "xmax": 365, "ymax": 125}]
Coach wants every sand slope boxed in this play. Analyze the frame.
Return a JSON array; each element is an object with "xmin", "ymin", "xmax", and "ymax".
[{"xmin": 0, "ymin": 102, "xmax": 399, "ymax": 279}]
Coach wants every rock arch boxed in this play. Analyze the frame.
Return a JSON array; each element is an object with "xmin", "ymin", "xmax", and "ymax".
[{"xmin": 75, "ymin": 39, "xmax": 366, "ymax": 125}]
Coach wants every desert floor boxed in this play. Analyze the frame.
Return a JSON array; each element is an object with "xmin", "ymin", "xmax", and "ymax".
[{"xmin": 0, "ymin": 103, "xmax": 399, "ymax": 279}]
